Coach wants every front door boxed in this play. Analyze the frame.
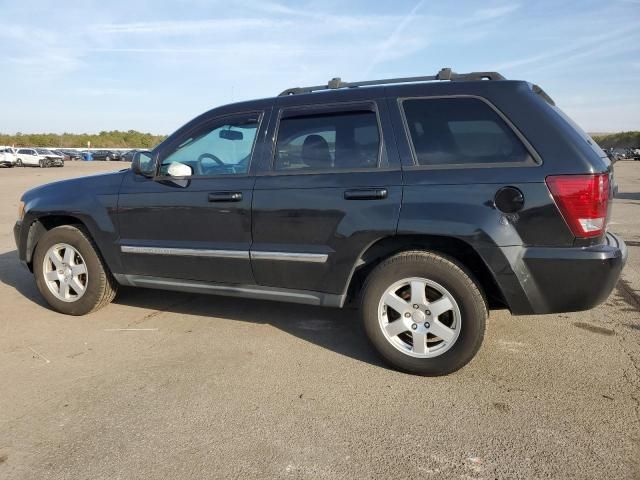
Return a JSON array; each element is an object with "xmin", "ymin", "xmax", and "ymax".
[
  {"xmin": 251, "ymin": 99, "xmax": 402, "ymax": 297},
  {"xmin": 117, "ymin": 111, "xmax": 266, "ymax": 284}
]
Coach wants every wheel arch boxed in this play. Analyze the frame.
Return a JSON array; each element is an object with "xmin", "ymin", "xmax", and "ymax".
[
  {"xmin": 345, "ymin": 235, "xmax": 507, "ymax": 310},
  {"xmin": 25, "ymin": 215, "xmax": 97, "ymax": 269}
]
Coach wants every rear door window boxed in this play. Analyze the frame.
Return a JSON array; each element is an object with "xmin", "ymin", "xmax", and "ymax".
[
  {"xmin": 274, "ymin": 109, "xmax": 381, "ymax": 172},
  {"xmin": 401, "ymin": 97, "xmax": 534, "ymax": 167}
]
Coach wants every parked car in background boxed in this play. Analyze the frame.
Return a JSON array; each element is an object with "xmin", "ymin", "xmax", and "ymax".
[
  {"xmin": 58, "ymin": 149, "xmax": 83, "ymax": 161},
  {"xmin": 51, "ymin": 149, "xmax": 82, "ymax": 161},
  {"xmin": 0, "ymin": 146, "xmax": 17, "ymax": 167},
  {"xmin": 612, "ymin": 148, "xmax": 629, "ymax": 160},
  {"xmin": 15, "ymin": 148, "xmax": 64, "ymax": 167},
  {"xmin": 14, "ymin": 68, "xmax": 626, "ymax": 376},
  {"xmin": 35, "ymin": 149, "xmax": 64, "ymax": 166},
  {"xmin": 50, "ymin": 150, "xmax": 69, "ymax": 161},
  {"xmin": 91, "ymin": 150, "xmax": 121, "ymax": 161},
  {"xmin": 120, "ymin": 150, "xmax": 137, "ymax": 162}
]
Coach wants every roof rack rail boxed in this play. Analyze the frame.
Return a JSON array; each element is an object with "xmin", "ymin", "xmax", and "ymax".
[{"xmin": 278, "ymin": 68, "xmax": 506, "ymax": 96}]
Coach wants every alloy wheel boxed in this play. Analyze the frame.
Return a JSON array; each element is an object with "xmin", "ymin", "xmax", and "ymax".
[
  {"xmin": 378, "ymin": 277, "xmax": 461, "ymax": 358},
  {"xmin": 42, "ymin": 243, "xmax": 89, "ymax": 302}
]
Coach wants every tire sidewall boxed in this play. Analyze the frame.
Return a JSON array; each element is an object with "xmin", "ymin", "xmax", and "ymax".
[
  {"xmin": 362, "ymin": 253, "xmax": 486, "ymax": 376},
  {"xmin": 33, "ymin": 226, "xmax": 106, "ymax": 315}
]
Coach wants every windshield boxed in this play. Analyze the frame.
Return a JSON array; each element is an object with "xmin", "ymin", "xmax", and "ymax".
[{"xmin": 36, "ymin": 148, "xmax": 55, "ymax": 155}]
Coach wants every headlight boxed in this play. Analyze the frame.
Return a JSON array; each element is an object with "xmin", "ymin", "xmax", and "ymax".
[{"xmin": 17, "ymin": 201, "xmax": 25, "ymax": 221}]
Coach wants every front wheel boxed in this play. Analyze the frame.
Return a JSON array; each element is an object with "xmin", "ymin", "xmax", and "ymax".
[
  {"xmin": 361, "ymin": 251, "xmax": 486, "ymax": 376},
  {"xmin": 39, "ymin": 159, "xmax": 45, "ymax": 168},
  {"xmin": 33, "ymin": 225, "xmax": 118, "ymax": 315},
  {"xmin": 16, "ymin": 158, "xmax": 22, "ymax": 167}
]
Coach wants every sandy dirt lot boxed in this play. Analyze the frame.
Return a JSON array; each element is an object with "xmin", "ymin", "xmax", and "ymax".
[{"xmin": 0, "ymin": 161, "xmax": 638, "ymax": 479}]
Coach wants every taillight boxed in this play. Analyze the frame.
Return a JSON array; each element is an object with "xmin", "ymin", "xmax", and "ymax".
[{"xmin": 545, "ymin": 173, "xmax": 610, "ymax": 238}]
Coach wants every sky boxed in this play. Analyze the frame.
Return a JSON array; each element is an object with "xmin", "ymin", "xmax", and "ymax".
[{"xmin": 0, "ymin": 0, "xmax": 638, "ymax": 135}]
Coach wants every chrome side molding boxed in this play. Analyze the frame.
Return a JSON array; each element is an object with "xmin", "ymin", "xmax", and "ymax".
[
  {"xmin": 250, "ymin": 251, "xmax": 328, "ymax": 263},
  {"xmin": 120, "ymin": 245, "xmax": 328, "ymax": 263},
  {"xmin": 120, "ymin": 245, "xmax": 249, "ymax": 259}
]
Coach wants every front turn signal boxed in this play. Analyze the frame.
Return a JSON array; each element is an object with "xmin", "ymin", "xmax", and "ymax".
[{"xmin": 17, "ymin": 201, "xmax": 25, "ymax": 221}]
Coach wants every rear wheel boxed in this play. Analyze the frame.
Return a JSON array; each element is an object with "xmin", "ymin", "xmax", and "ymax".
[
  {"xmin": 361, "ymin": 250, "xmax": 486, "ymax": 376},
  {"xmin": 33, "ymin": 225, "xmax": 118, "ymax": 315},
  {"xmin": 16, "ymin": 158, "xmax": 22, "ymax": 167}
]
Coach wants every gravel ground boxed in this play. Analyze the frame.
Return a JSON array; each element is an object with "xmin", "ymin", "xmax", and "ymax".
[{"xmin": 0, "ymin": 161, "xmax": 638, "ymax": 479}]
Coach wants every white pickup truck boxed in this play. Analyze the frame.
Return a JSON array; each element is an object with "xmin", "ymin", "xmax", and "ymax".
[{"xmin": 0, "ymin": 146, "xmax": 17, "ymax": 167}]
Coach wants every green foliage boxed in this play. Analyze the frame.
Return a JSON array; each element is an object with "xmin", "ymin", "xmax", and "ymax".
[
  {"xmin": 592, "ymin": 131, "xmax": 640, "ymax": 149},
  {"xmin": 0, "ymin": 130, "xmax": 167, "ymax": 149}
]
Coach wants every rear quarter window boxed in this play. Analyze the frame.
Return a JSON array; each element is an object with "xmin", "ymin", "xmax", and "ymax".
[{"xmin": 401, "ymin": 97, "xmax": 534, "ymax": 167}]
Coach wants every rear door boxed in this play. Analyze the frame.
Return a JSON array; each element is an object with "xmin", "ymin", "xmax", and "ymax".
[
  {"xmin": 251, "ymin": 97, "xmax": 402, "ymax": 298},
  {"xmin": 20, "ymin": 149, "xmax": 37, "ymax": 165}
]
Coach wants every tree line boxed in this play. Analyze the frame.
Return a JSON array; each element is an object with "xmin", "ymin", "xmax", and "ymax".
[
  {"xmin": 0, "ymin": 130, "xmax": 168, "ymax": 149},
  {"xmin": 592, "ymin": 131, "xmax": 640, "ymax": 149},
  {"xmin": 1, "ymin": 129, "xmax": 638, "ymax": 150}
]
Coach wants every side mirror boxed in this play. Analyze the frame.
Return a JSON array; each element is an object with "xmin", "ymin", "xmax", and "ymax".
[{"xmin": 131, "ymin": 151, "xmax": 156, "ymax": 177}]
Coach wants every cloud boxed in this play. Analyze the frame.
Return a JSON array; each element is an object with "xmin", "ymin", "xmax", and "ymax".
[
  {"xmin": 472, "ymin": 4, "xmax": 521, "ymax": 21},
  {"xmin": 74, "ymin": 87, "xmax": 139, "ymax": 96},
  {"xmin": 494, "ymin": 24, "xmax": 640, "ymax": 72},
  {"xmin": 93, "ymin": 18, "xmax": 276, "ymax": 34},
  {"xmin": 364, "ymin": 0, "xmax": 427, "ymax": 76}
]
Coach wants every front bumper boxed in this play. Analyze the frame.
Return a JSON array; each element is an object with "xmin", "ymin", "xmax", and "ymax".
[
  {"xmin": 486, "ymin": 232, "xmax": 627, "ymax": 315},
  {"xmin": 14, "ymin": 220, "xmax": 25, "ymax": 262}
]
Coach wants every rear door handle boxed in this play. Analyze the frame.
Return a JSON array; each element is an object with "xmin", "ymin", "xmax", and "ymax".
[
  {"xmin": 208, "ymin": 192, "xmax": 243, "ymax": 202},
  {"xmin": 344, "ymin": 188, "xmax": 388, "ymax": 200}
]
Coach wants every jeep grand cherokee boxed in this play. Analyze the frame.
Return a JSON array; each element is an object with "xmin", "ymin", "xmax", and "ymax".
[{"xmin": 14, "ymin": 68, "xmax": 627, "ymax": 375}]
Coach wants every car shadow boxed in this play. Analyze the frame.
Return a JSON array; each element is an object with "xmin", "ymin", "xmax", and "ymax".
[
  {"xmin": 615, "ymin": 192, "xmax": 640, "ymax": 201},
  {"xmin": 0, "ymin": 249, "xmax": 48, "ymax": 307},
  {"xmin": 0, "ymin": 249, "xmax": 384, "ymax": 368}
]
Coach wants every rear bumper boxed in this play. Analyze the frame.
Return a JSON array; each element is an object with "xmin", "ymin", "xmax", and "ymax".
[{"xmin": 485, "ymin": 232, "xmax": 627, "ymax": 315}]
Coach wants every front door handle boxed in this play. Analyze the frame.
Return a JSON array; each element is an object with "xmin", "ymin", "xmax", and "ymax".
[
  {"xmin": 344, "ymin": 188, "xmax": 388, "ymax": 200},
  {"xmin": 208, "ymin": 192, "xmax": 243, "ymax": 202}
]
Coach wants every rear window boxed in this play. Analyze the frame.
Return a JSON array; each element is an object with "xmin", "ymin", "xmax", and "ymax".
[
  {"xmin": 402, "ymin": 97, "xmax": 533, "ymax": 166},
  {"xmin": 549, "ymin": 104, "xmax": 607, "ymax": 159}
]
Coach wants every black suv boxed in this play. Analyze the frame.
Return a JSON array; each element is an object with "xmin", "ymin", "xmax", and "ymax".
[{"xmin": 13, "ymin": 69, "xmax": 627, "ymax": 375}]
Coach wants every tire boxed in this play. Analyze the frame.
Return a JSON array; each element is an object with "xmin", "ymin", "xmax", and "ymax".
[
  {"xmin": 16, "ymin": 158, "xmax": 22, "ymax": 167},
  {"xmin": 39, "ymin": 159, "xmax": 44, "ymax": 168},
  {"xmin": 360, "ymin": 250, "xmax": 487, "ymax": 376},
  {"xmin": 33, "ymin": 225, "xmax": 118, "ymax": 315}
]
